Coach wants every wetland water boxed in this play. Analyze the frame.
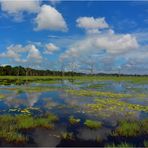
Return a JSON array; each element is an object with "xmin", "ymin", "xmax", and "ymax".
[{"xmin": 0, "ymin": 77, "xmax": 148, "ymax": 147}]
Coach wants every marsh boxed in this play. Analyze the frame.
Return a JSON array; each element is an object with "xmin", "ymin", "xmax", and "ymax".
[{"xmin": 0, "ymin": 76, "xmax": 147, "ymax": 147}]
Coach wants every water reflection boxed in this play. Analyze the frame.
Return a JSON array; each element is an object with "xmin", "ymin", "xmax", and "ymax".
[
  {"xmin": 32, "ymin": 125, "xmax": 67, "ymax": 147},
  {"xmin": 77, "ymin": 127, "xmax": 111, "ymax": 142}
]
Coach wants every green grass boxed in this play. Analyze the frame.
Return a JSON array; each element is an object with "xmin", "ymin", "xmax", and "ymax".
[
  {"xmin": 84, "ymin": 119, "xmax": 102, "ymax": 129},
  {"xmin": 0, "ymin": 130, "xmax": 27, "ymax": 143},
  {"xmin": 141, "ymin": 119, "xmax": 148, "ymax": 134},
  {"xmin": 113, "ymin": 120, "xmax": 141, "ymax": 137},
  {"xmin": 0, "ymin": 75, "xmax": 148, "ymax": 84},
  {"xmin": 144, "ymin": 140, "xmax": 148, "ymax": 147},
  {"xmin": 113, "ymin": 119, "xmax": 148, "ymax": 138},
  {"xmin": 105, "ymin": 142, "xmax": 133, "ymax": 147},
  {"xmin": 69, "ymin": 116, "xmax": 80, "ymax": 125},
  {"xmin": 0, "ymin": 113, "xmax": 58, "ymax": 143}
]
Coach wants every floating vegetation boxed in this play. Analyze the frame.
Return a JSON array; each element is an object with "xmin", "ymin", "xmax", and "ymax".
[
  {"xmin": 87, "ymin": 83, "xmax": 106, "ymax": 89},
  {"xmin": 66, "ymin": 89, "xmax": 132, "ymax": 99},
  {"xmin": 69, "ymin": 116, "xmax": 81, "ymax": 125},
  {"xmin": 0, "ymin": 94, "xmax": 5, "ymax": 99},
  {"xmin": 85, "ymin": 98, "xmax": 148, "ymax": 116},
  {"xmin": 84, "ymin": 119, "xmax": 102, "ymax": 129},
  {"xmin": 8, "ymin": 107, "xmax": 40, "ymax": 115}
]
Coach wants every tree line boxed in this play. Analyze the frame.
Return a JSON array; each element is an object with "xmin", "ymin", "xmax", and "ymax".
[
  {"xmin": 0, "ymin": 65, "xmax": 147, "ymax": 76},
  {"xmin": 0, "ymin": 65, "xmax": 84, "ymax": 76}
]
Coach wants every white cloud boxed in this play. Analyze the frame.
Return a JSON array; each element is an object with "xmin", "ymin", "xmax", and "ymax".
[
  {"xmin": 0, "ymin": 0, "xmax": 40, "ymax": 21},
  {"xmin": 0, "ymin": 44, "xmax": 42, "ymax": 64},
  {"xmin": 27, "ymin": 44, "xmax": 42, "ymax": 61},
  {"xmin": 95, "ymin": 33, "xmax": 138, "ymax": 54},
  {"xmin": 0, "ymin": 50, "xmax": 20, "ymax": 60},
  {"xmin": 76, "ymin": 17, "xmax": 109, "ymax": 34},
  {"xmin": 34, "ymin": 4, "xmax": 68, "ymax": 31},
  {"xmin": 7, "ymin": 44, "xmax": 29, "ymax": 53},
  {"xmin": 44, "ymin": 43, "xmax": 59, "ymax": 54},
  {"xmin": 61, "ymin": 31, "xmax": 138, "ymax": 60}
]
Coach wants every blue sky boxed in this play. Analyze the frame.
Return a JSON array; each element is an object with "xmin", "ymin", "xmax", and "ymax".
[{"xmin": 0, "ymin": 0, "xmax": 148, "ymax": 74}]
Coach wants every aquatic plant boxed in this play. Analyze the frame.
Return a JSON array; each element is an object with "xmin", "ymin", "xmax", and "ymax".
[
  {"xmin": 16, "ymin": 114, "xmax": 58, "ymax": 129},
  {"xmin": 0, "ymin": 129, "xmax": 27, "ymax": 143},
  {"xmin": 46, "ymin": 113, "xmax": 59, "ymax": 122},
  {"xmin": 113, "ymin": 120, "xmax": 141, "ymax": 137},
  {"xmin": 0, "ymin": 115, "xmax": 27, "ymax": 143},
  {"xmin": 0, "ymin": 113, "xmax": 58, "ymax": 143},
  {"xmin": 87, "ymin": 83, "xmax": 106, "ymax": 89},
  {"xmin": 17, "ymin": 89, "xmax": 25, "ymax": 94},
  {"xmin": 0, "ymin": 94, "xmax": 5, "ymax": 99},
  {"xmin": 140, "ymin": 119, "xmax": 148, "ymax": 134},
  {"xmin": 144, "ymin": 140, "xmax": 148, "ymax": 147},
  {"xmin": 105, "ymin": 142, "xmax": 133, "ymax": 147},
  {"xmin": 66, "ymin": 89, "xmax": 131, "ymax": 99},
  {"xmin": 69, "ymin": 116, "xmax": 80, "ymax": 125},
  {"xmin": 85, "ymin": 98, "xmax": 148, "ymax": 117},
  {"xmin": 84, "ymin": 119, "xmax": 102, "ymax": 129},
  {"xmin": 61, "ymin": 132, "xmax": 74, "ymax": 140}
]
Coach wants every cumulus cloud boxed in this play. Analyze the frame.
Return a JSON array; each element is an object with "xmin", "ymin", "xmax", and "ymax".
[
  {"xmin": 76, "ymin": 17, "xmax": 109, "ymax": 34},
  {"xmin": 0, "ymin": 0, "xmax": 40, "ymax": 21},
  {"xmin": 34, "ymin": 4, "xmax": 68, "ymax": 31},
  {"xmin": 27, "ymin": 44, "xmax": 42, "ymax": 61},
  {"xmin": 60, "ymin": 17, "xmax": 141, "ymax": 74},
  {"xmin": 61, "ymin": 30, "xmax": 138, "ymax": 60},
  {"xmin": 44, "ymin": 43, "xmax": 59, "ymax": 54},
  {"xmin": 95, "ymin": 33, "xmax": 138, "ymax": 54},
  {"xmin": 0, "ymin": 44, "xmax": 42, "ymax": 65},
  {"xmin": 0, "ymin": 50, "xmax": 20, "ymax": 60}
]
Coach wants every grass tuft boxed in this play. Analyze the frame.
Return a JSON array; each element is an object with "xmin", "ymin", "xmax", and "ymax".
[{"xmin": 84, "ymin": 119, "xmax": 102, "ymax": 129}]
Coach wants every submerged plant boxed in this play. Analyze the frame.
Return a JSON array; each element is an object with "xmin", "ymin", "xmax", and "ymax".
[
  {"xmin": 84, "ymin": 119, "xmax": 102, "ymax": 129},
  {"xmin": 69, "ymin": 116, "xmax": 80, "ymax": 125}
]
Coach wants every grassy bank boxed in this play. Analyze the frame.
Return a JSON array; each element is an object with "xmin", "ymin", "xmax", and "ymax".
[{"xmin": 0, "ymin": 75, "xmax": 148, "ymax": 83}]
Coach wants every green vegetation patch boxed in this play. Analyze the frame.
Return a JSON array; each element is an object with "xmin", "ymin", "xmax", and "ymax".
[
  {"xmin": 69, "ymin": 116, "xmax": 81, "ymax": 125},
  {"xmin": 105, "ymin": 142, "xmax": 134, "ymax": 147},
  {"xmin": 0, "ymin": 94, "xmax": 5, "ymax": 99},
  {"xmin": 61, "ymin": 132, "xmax": 74, "ymax": 140},
  {"xmin": 84, "ymin": 119, "xmax": 102, "ymax": 129},
  {"xmin": 144, "ymin": 140, "xmax": 148, "ymax": 147},
  {"xmin": 66, "ymin": 89, "xmax": 131, "ymax": 99},
  {"xmin": 113, "ymin": 119, "xmax": 148, "ymax": 137},
  {"xmin": 113, "ymin": 120, "xmax": 141, "ymax": 137},
  {"xmin": 85, "ymin": 98, "xmax": 148, "ymax": 115},
  {"xmin": 0, "ymin": 113, "xmax": 58, "ymax": 143}
]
